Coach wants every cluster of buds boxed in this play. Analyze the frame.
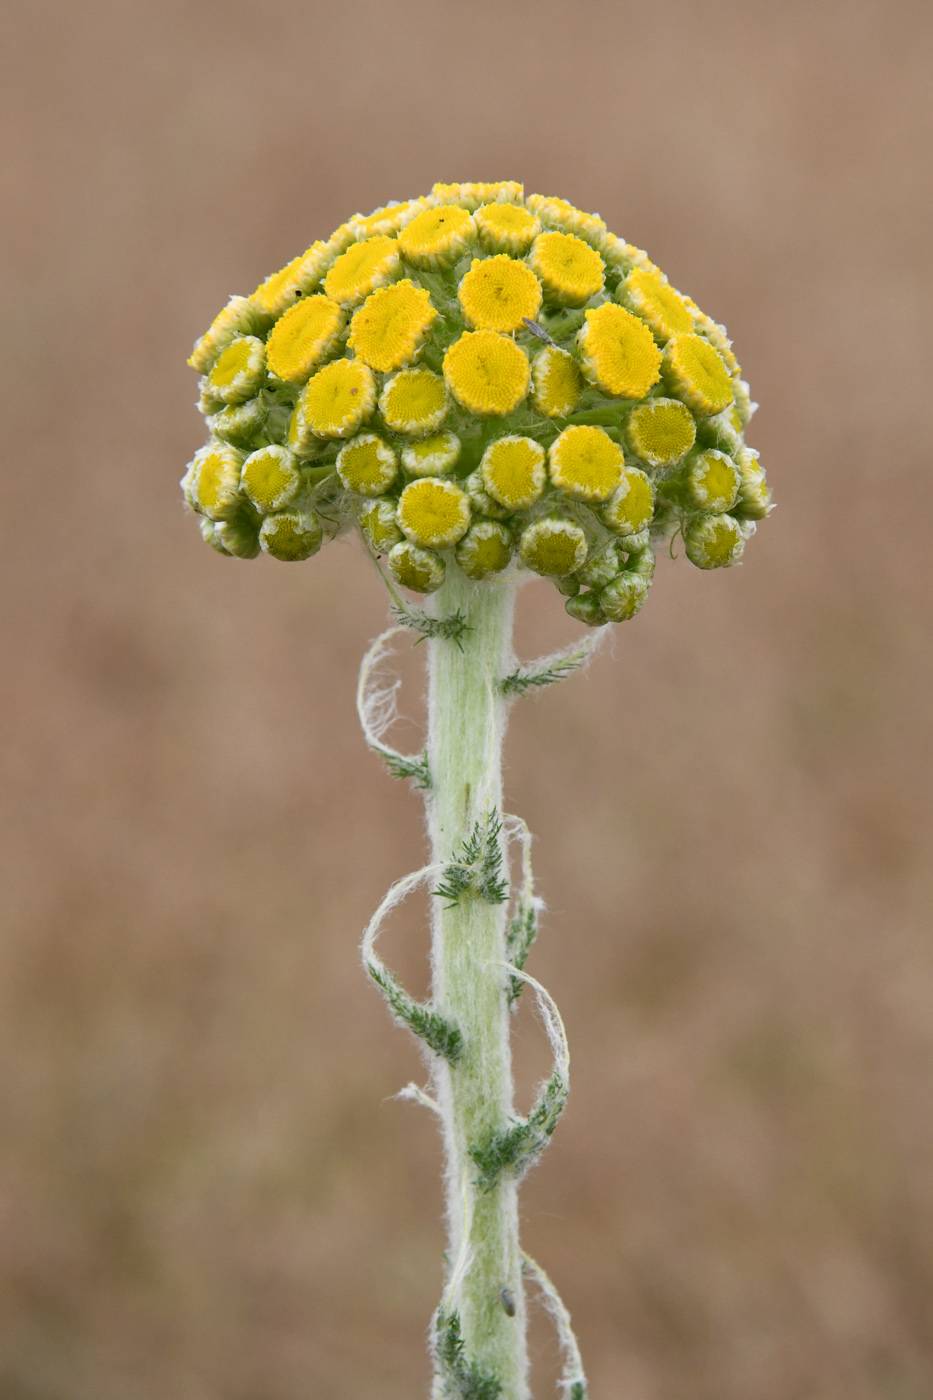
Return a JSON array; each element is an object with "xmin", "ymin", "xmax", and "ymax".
[{"xmin": 182, "ymin": 182, "xmax": 771, "ymax": 626}]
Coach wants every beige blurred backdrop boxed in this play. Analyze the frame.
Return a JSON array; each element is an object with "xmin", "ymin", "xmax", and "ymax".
[{"xmin": 2, "ymin": 1, "xmax": 932, "ymax": 1396}]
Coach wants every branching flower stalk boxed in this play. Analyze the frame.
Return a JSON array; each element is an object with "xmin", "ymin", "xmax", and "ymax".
[{"xmin": 181, "ymin": 181, "xmax": 771, "ymax": 1398}]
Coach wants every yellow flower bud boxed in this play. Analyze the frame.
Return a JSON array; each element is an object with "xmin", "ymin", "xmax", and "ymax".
[
  {"xmin": 432, "ymin": 181, "xmax": 523, "ymax": 211},
  {"xmin": 336, "ymin": 433, "xmax": 399, "ymax": 496},
  {"xmin": 525, "ymin": 194, "xmax": 606, "ymax": 244},
  {"xmin": 662, "ymin": 334, "xmax": 734, "ymax": 417},
  {"xmin": 599, "ymin": 572, "xmax": 649, "ymax": 622},
  {"xmin": 735, "ymin": 448, "xmax": 771, "ymax": 520},
  {"xmin": 684, "ymin": 513, "xmax": 745, "ymax": 569},
  {"xmin": 577, "ymin": 304, "xmax": 662, "ymax": 399},
  {"xmin": 240, "ymin": 445, "xmax": 303, "ymax": 514},
  {"xmin": 397, "ymin": 478, "xmax": 471, "ymax": 549},
  {"xmin": 733, "ymin": 378, "xmax": 756, "ymax": 426},
  {"xmin": 359, "ymin": 498, "xmax": 404, "ymax": 552},
  {"xmin": 209, "ymin": 397, "xmax": 266, "ymax": 449},
  {"xmin": 388, "ymin": 540, "xmax": 445, "ymax": 593},
  {"xmin": 619, "ymin": 269, "xmax": 694, "ymax": 343},
  {"xmin": 259, "ymin": 509, "xmax": 324, "ymax": 562},
  {"xmin": 323, "ymin": 236, "xmax": 400, "ymax": 307},
  {"xmin": 214, "ymin": 513, "xmax": 261, "ymax": 559},
  {"xmin": 397, "ymin": 205, "xmax": 476, "ymax": 269},
  {"xmin": 529, "ymin": 231, "xmax": 605, "ymax": 307},
  {"xmin": 455, "ymin": 520, "xmax": 514, "ymax": 579},
  {"xmin": 443, "ymin": 332, "xmax": 529, "ymax": 416},
  {"xmin": 187, "ymin": 443, "xmax": 245, "ymax": 520},
  {"xmin": 348, "ymin": 279, "xmax": 437, "ymax": 372},
  {"xmin": 348, "ymin": 200, "xmax": 423, "ymax": 240},
  {"xmin": 474, "ymin": 202, "xmax": 541, "ymax": 255},
  {"xmin": 379, "ymin": 368, "xmax": 449, "ymax": 436},
  {"xmin": 188, "ymin": 296, "xmax": 264, "ymax": 373},
  {"xmin": 519, "ymin": 518, "xmax": 588, "ymax": 576},
  {"xmin": 684, "ymin": 449, "xmax": 741, "ymax": 512},
  {"xmin": 601, "ymin": 466, "xmax": 655, "ymax": 538},
  {"xmin": 266, "ymin": 295, "xmax": 344, "ymax": 385},
  {"xmin": 530, "ymin": 346, "xmax": 583, "ymax": 418},
  {"xmin": 300, "ymin": 358, "xmax": 376, "ymax": 439},
  {"xmin": 692, "ymin": 311, "xmax": 740, "ymax": 376},
  {"xmin": 250, "ymin": 242, "xmax": 330, "ymax": 318},
  {"xmin": 461, "ymin": 469, "xmax": 509, "ymax": 521},
  {"xmin": 549, "ymin": 425, "xmax": 623, "ymax": 503},
  {"xmin": 401, "ymin": 431, "xmax": 461, "ymax": 478},
  {"xmin": 481, "ymin": 436, "xmax": 547, "ymax": 510},
  {"xmin": 207, "ymin": 336, "xmax": 266, "ymax": 405},
  {"xmin": 457, "ymin": 256, "xmax": 542, "ymax": 334},
  {"xmin": 625, "ymin": 397, "xmax": 696, "ymax": 467}
]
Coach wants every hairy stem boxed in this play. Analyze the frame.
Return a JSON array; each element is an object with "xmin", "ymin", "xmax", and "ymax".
[{"xmin": 426, "ymin": 565, "xmax": 526, "ymax": 1399}]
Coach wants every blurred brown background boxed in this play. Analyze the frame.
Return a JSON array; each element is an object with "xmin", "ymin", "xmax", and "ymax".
[{"xmin": 2, "ymin": 0, "xmax": 932, "ymax": 1396}]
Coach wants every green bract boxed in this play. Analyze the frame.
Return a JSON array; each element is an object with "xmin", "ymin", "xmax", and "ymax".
[{"xmin": 183, "ymin": 181, "xmax": 771, "ymax": 624}]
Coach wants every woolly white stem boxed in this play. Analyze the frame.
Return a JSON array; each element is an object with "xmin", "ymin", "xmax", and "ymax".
[{"xmin": 426, "ymin": 565, "xmax": 528, "ymax": 1398}]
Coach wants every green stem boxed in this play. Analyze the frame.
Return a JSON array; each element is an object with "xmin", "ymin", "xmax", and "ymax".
[{"xmin": 426, "ymin": 564, "xmax": 526, "ymax": 1400}]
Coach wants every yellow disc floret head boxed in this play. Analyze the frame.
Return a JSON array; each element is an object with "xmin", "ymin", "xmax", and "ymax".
[{"xmin": 183, "ymin": 183, "xmax": 768, "ymax": 621}]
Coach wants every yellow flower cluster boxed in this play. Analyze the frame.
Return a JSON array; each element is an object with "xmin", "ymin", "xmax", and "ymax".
[{"xmin": 184, "ymin": 183, "xmax": 769, "ymax": 614}]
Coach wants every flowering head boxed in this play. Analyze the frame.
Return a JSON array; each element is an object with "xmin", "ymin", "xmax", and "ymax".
[{"xmin": 183, "ymin": 182, "xmax": 770, "ymax": 621}]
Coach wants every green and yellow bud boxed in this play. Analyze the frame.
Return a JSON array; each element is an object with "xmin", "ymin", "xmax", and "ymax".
[
  {"xmin": 481, "ymin": 436, "xmax": 547, "ymax": 510},
  {"xmin": 323, "ymin": 235, "xmax": 401, "ymax": 306},
  {"xmin": 397, "ymin": 477, "xmax": 471, "ymax": 549},
  {"xmin": 565, "ymin": 590, "xmax": 608, "ymax": 627},
  {"xmin": 599, "ymin": 571, "xmax": 649, "ymax": 622},
  {"xmin": 300, "ymin": 358, "xmax": 376, "ymax": 439},
  {"xmin": 214, "ymin": 513, "xmax": 261, "ymax": 559},
  {"xmin": 388, "ymin": 540, "xmax": 445, "ymax": 593},
  {"xmin": 240, "ymin": 445, "xmax": 303, "ymax": 514},
  {"xmin": 187, "ymin": 443, "xmax": 245, "ymax": 520},
  {"xmin": 734, "ymin": 448, "xmax": 771, "ymax": 520},
  {"xmin": 432, "ymin": 181, "xmax": 524, "ymax": 211},
  {"xmin": 461, "ymin": 469, "xmax": 510, "ymax": 521},
  {"xmin": 199, "ymin": 517, "xmax": 231, "ymax": 555},
  {"xmin": 207, "ymin": 336, "xmax": 266, "ymax": 405},
  {"xmin": 359, "ymin": 498, "xmax": 404, "ymax": 553},
  {"xmin": 379, "ymin": 368, "xmax": 449, "ymax": 436},
  {"xmin": 625, "ymin": 397, "xmax": 696, "ymax": 468},
  {"xmin": 188, "ymin": 296, "xmax": 264, "ymax": 373},
  {"xmin": 401, "ymin": 431, "xmax": 461, "ymax": 478},
  {"xmin": 266, "ymin": 295, "xmax": 344, "ymax": 385},
  {"xmin": 684, "ymin": 513, "xmax": 745, "ymax": 569},
  {"xmin": 526, "ymin": 194, "xmax": 606, "ymax": 244},
  {"xmin": 549, "ymin": 425, "xmax": 624, "ymax": 503},
  {"xmin": 336, "ymin": 434, "xmax": 399, "ymax": 497},
  {"xmin": 600, "ymin": 466, "xmax": 654, "ymax": 538},
  {"xmin": 618, "ymin": 268, "xmax": 694, "ymax": 343},
  {"xmin": 575, "ymin": 542, "xmax": 622, "ymax": 590},
  {"xmin": 684, "ymin": 449, "xmax": 741, "ymax": 512},
  {"xmin": 259, "ymin": 509, "xmax": 324, "ymax": 562},
  {"xmin": 455, "ymin": 520, "xmax": 513, "ymax": 579},
  {"xmin": 348, "ymin": 200, "xmax": 423, "ymax": 240},
  {"xmin": 530, "ymin": 346, "xmax": 583, "ymax": 418},
  {"xmin": 662, "ymin": 334, "xmax": 734, "ymax": 417},
  {"xmin": 695, "ymin": 408, "xmax": 742, "ymax": 458},
  {"xmin": 397, "ymin": 205, "xmax": 476, "ymax": 269},
  {"xmin": 474, "ymin": 202, "xmax": 541, "ymax": 255},
  {"xmin": 577, "ymin": 303, "xmax": 662, "ymax": 399},
  {"xmin": 250, "ymin": 243, "xmax": 330, "ymax": 318},
  {"xmin": 733, "ymin": 378, "xmax": 756, "ymax": 427},
  {"xmin": 443, "ymin": 332, "xmax": 529, "ymax": 416},
  {"xmin": 529, "ymin": 231, "xmax": 605, "ymax": 307},
  {"xmin": 519, "ymin": 518, "xmax": 588, "ymax": 577},
  {"xmin": 209, "ymin": 396, "xmax": 266, "ymax": 449}
]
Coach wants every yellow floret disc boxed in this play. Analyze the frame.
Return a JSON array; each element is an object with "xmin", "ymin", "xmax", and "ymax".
[
  {"xmin": 531, "ymin": 346, "xmax": 583, "ymax": 418},
  {"xmin": 578, "ymin": 303, "xmax": 663, "ymax": 399},
  {"xmin": 684, "ymin": 514, "xmax": 744, "ymax": 569},
  {"xmin": 379, "ymin": 369, "xmax": 449, "ymax": 435},
  {"xmin": 443, "ymin": 331, "xmax": 530, "ymax": 416},
  {"xmin": 685, "ymin": 450, "xmax": 740, "ymax": 511},
  {"xmin": 456, "ymin": 520, "xmax": 513, "ymax": 578},
  {"xmin": 193, "ymin": 444, "xmax": 243, "ymax": 520},
  {"xmin": 602, "ymin": 467, "xmax": 654, "ymax": 536},
  {"xmin": 481, "ymin": 436, "xmax": 546, "ymax": 509},
  {"xmin": 458, "ymin": 256, "xmax": 542, "ymax": 333},
  {"xmin": 259, "ymin": 510, "xmax": 324, "ymax": 562},
  {"xmin": 548, "ymin": 425, "xmax": 624, "ymax": 503},
  {"xmin": 388, "ymin": 540, "xmax": 445, "ymax": 593},
  {"xmin": 301, "ymin": 358, "xmax": 376, "ymax": 438},
  {"xmin": 348, "ymin": 279, "xmax": 436, "ymax": 373},
  {"xmin": 397, "ymin": 205, "xmax": 476, "ymax": 267},
  {"xmin": 397, "ymin": 477, "xmax": 471, "ymax": 549},
  {"xmin": 336, "ymin": 433, "xmax": 399, "ymax": 497},
  {"xmin": 474, "ymin": 202, "xmax": 541, "ymax": 255},
  {"xmin": 266, "ymin": 295, "xmax": 344, "ymax": 385},
  {"xmin": 323, "ymin": 236, "xmax": 400, "ymax": 305},
  {"xmin": 401, "ymin": 431, "xmax": 461, "ymax": 477},
  {"xmin": 250, "ymin": 243, "xmax": 329, "ymax": 318},
  {"xmin": 663, "ymin": 334, "xmax": 734, "ymax": 417},
  {"xmin": 207, "ymin": 336, "xmax": 265, "ymax": 404},
  {"xmin": 241, "ymin": 445, "xmax": 302, "ymax": 514},
  {"xmin": 625, "ymin": 397, "xmax": 696, "ymax": 467},
  {"xmin": 209, "ymin": 338, "xmax": 254, "ymax": 388},
  {"xmin": 529, "ymin": 231, "xmax": 605, "ymax": 307},
  {"xmin": 349, "ymin": 201, "xmax": 419, "ymax": 240},
  {"xmin": 519, "ymin": 518, "xmax": 588, "ymax": 577},
  {"xmin": 622, "ymin": 269, "xmax": 694, "ymax": 342}
]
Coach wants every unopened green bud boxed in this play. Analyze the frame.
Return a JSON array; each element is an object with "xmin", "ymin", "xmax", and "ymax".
[
  {"xmin": 401, "ymin": 431, "xmax": 461, "ymax": 478},
  {"xmin": 734, "ymin": 448, "xmax": 771, "ymax": 520},
  {"xmin": 575, "ymin": 541, "xmax": 621, "ymax": 590},
  {"xmin": 199, "ymin": 518, "xmax": 231, "ymax": 555},
  {"xmin": 599, "ymin": 571, "xmax": 649, "ymax": 622},
  {"xmin": 197, "ymin": 379, "xmax": 227, "ymax": 416},
  {"xmin": 684, "ymin": 449, "xmax": 741, "ymax": 512},
  {"xmin": 186, "ymin": 443, "xmax": 245, "ymax": 520},
  {"xmin": 207, "ymin": 336, "xmax": 267, "ymax": 406},
  {"xmin": 455, "ymin": 520, "xmax": 513, "ymax": 579},
  {"xmin": 462, "ymin": 469, "xmax": 509, "ymax": 521},
  {"xmin": 214, "ymin": 513, "xmax": 261, "ymax": 559},
  {"xmin": 684, "ymin": 513, "xmax": 745, "ymax": 569},
  {"xmin": 565, "ymin": 591, "xmax": 608, "ymax": 627},
  {"xmin": 259, "ymin": 509, "xmax": 324, "ymax": 562},
  {"xmin": 359, "ymin": 498, "xmax": 404, "ymax": 552},
  {"xmin": 519, "ymin": 517, "xmax": 588, "ymax": 577},
  {"xmin": 695, "ymin": 408, "xmax": 741, "ymax": 458},
  {"xmin": 388, "ymin": 540, "xmax": 446, "ymax": 593},
  {"xmin": 601, "ymin": 466, "xmax": 654, "ymax": 538},
  {"xmin": 733, "ymin": 378, "xmax": 756, "ymax": 427},
  {"xmin": 241, "ymin": 445, "xmax": 303, "ymax": 514},
  {"xmin": 625, "ymin": 397, "xmax": 696, "ymax": 468},
  {"xmin": 623, "ymin": 544, "xmax": 656, "ymax": 580},
  {"xmin": 618, "ymin": 528, "xmax": 650, "ymax": 554},
  {"xmin": 336, "ymin": 434, "xmax": 399, "ymax": 496},
  {"xmin": 210, "ymin": 396, "xmax": 267, "ymax": 449}
]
